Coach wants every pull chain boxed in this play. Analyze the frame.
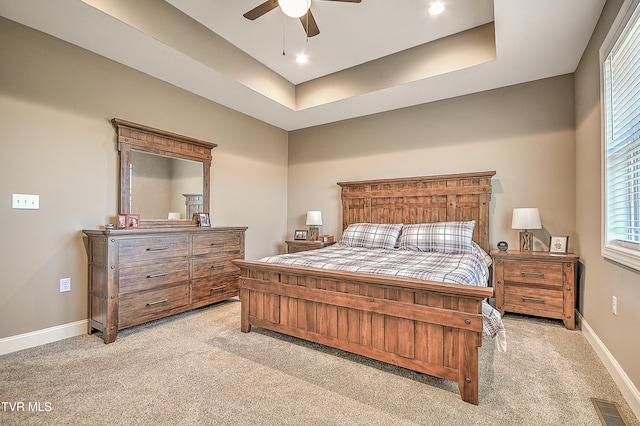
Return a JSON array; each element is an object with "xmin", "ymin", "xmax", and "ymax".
[{"xmin": 282, "ymin": 14, "xmax": 286, "ymax": 55}]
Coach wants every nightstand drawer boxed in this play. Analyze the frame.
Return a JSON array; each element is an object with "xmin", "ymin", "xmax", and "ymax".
[
  {"xmin": 504, "ymin": 285, "xmax": 563, "ymax": 314},
  {"xmin": 503, "ymin": 261, "xmax": 563, "ymax": 287}
]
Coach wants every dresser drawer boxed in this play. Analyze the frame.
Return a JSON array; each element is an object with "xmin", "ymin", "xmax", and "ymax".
[
  {"xmin": 503, "ymin": 261, "xmax": 563, "ymax": 287},
  {"xmin": 192, "ymin": 254, "xmax": 241, "ymax": 279},
  {"xmin": 118, "ymin": 260, "xmax": 189, "ymax": 293},
  {"xmin": 118, "ymin": 236, "xmax": 189, "ymax": 264},
  {"xmin": 191, "ymin": 275, "xmax": 239, "ymax": 305},
  {"xmin": 192, "ymin": 233, "xmax": 242, "ymax": 257},
  {"xmin": 118, "ymin": 284, "xmax": 190, "ymax": 327},
  {"xmin": 504, "ymin": 285, "xmax": 563, "ymax": 315}
]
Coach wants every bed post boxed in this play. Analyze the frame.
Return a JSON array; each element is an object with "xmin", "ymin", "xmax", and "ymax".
[
  {"xmin": 458, "ymin": 330, "xmax": 480, "ymax": 405},
  {"xmin": 239, "ymin": 275, "xmax": 251, "ymax": 333}
]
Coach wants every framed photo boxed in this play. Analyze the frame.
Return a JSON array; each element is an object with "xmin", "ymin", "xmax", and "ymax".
[
  {"xmin": 549, "ymin": 235, "xmax": 569, "ymax": 255},
  {"xmin": 197, "ymin": 213, "xmax": 211, "ymax": 227},
  {"xmin": 117, "ymin": 214, "xmax": 127, "ymax": 230},
  {"xmin": 126, "ymin": 214, "xmax": 140, "ymax": 229},
  {"xmin": 294, "ymin": 229, "xmax": 308, "ymax": 240}
]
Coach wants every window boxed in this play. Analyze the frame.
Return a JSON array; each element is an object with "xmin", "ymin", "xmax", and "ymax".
[{"xmin": 602, "ymin": 0, "xmax": 640, "ymax": 270}]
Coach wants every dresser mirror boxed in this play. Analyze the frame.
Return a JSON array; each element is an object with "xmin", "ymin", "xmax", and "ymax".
[
  {"xmin": 130, "ymin": 150, "xmax": 203, "ymax": 219},
  {"xmin": 112, "ymin": 118, "xmax": 217, "ymax": 226}
]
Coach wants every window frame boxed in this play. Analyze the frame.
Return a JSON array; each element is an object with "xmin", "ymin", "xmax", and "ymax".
[{"xmin": 601, "ymin": 0, "xmax": 640, "ymax": 271}]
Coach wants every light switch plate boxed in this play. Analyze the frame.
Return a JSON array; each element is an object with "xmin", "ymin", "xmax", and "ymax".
[{"xmin": 12, "ymin": 194, "xmax": 39, "ymax": 209}]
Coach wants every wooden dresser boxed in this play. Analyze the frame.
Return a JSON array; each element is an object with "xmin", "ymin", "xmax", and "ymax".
[
  {"xmin": 491, "ymin": 250, "xmax": 579, "ymax": 329},
  {"xmin": 83, "ymin": 227, "xmax": 247, "ymax": 343}
]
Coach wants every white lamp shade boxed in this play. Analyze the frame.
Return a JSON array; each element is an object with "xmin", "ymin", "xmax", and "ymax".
[
  {"xmin": 511, "ymin": 208, "xmax": 542, "ymax": 230},
  {"xmin": 306, "ymin": 210, "xmax": 322, "ymax": 226},
  {"xmin": 279, "ymin": 0, "xmax": 311, "ymax": 18}
]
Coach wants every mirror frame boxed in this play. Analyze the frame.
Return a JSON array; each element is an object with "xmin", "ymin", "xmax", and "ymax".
[{"xmin": 111, "ymin": 118, "xmax": 217, "ymax": 225}]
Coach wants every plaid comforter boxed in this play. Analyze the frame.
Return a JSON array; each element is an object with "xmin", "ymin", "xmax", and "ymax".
[{"xmin": 260, "ymin": 242, "xmax": 507, "ymax": 350}]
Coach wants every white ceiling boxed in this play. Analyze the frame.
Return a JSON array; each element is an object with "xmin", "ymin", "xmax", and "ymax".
[{"xmin": 0, "ymin": 0, "xmax": 606, "ymax": 131}]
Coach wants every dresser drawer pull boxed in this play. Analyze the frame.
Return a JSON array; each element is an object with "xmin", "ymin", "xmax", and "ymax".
[
  {"xmin": 146, "ymin": 298, "xmax": 168, "ymax": 306},
  {"xmin": 210, "ymin": 264, "xmax": 226, "ymax": 270},
  {"xmin": 210, "ymin": 242, "xmax": 226, "ymax": 247},
  {"xmin": 146, "ymin": 273, "xmax": 169, "ymax": 279},
  {"xmin": 521, "ymin": 272, "xmax": 545, "ymax": 277},
  {"xmin": 146, "ymin": 246, "xmax": 169, "ymax": 251},
  {"xmin": 210, "ymin": 285, "xmax": 226, "ymax": 293},
  {"xmin": 521, "ymin": 296, "xmax": 545, "ymax": 303}
]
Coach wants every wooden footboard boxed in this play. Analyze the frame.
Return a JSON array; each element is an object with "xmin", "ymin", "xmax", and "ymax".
[{"xmin": 234, "ymin": 260, "xmax": 493, "ymax": 405}]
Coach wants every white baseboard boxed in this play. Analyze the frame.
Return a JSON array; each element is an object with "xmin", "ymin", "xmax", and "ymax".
[
  {"xmin": 0, "ymin": 320, "xmax": 88, "ymax": 356},
  {"xmin": 580, "ymin": 314, "xmax": 640, "ymax": 420}
]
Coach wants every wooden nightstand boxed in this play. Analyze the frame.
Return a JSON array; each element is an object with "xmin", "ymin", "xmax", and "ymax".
[
  {"xmin": 491, "ymin": 250, "xmax": 579, "ymax": 330},
  {"xmin": 286, "ymin": 240, "xmax": 335, "ymax": 253}
]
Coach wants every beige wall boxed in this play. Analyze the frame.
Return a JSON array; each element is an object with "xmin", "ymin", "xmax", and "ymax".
[
  {"xmin": 575, "ymin": 0, "xmax": 640, "ymax": 398},
  {"xmin": 288, "ymin": 75, "xmax": 577, "ymax": 255},
  {"xmin": 0, "ymin": 18, "xmax": 288, "ymax": 338}
]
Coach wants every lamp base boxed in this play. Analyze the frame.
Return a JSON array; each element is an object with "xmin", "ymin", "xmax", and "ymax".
[
  {"xmin": 308, "ymin": 226, "xmax": 319, "ymax": 241},
  {"xmin": 519, "ymin": 231, "xmax": 533, "ymax": 251}
]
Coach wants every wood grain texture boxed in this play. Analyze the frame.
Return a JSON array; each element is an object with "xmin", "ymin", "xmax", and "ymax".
[
  {"xmin": 491, "ymin": 250, "xmax": 579, "ymax": 329},
  {"xmin": 235, "ymin": 171, "xmax": 495, "ymax": 404},
  {"xmin": 84, "ymin": 227, "xmax": 246, "ymax": 343},
  {"xmin": 111, "ymin": 118, "xmax": 216, "ymax": 223}
]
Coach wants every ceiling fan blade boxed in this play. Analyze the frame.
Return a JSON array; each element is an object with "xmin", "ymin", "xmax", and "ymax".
[
  {"xmin": 243, "ymin": 0, "xmax": 279, "ymax": 20},
  {"xmin": 300, "ymin": 10, "xmax": 320, "ymax": 37}
]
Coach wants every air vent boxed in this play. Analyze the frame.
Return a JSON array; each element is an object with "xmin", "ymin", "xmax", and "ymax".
[{"xmin": 591, "ymin": 398, "xmax": 629, "ymax": 426}]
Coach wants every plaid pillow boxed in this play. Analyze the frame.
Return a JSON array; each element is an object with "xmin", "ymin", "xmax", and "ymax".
[
  {"xmin": 398, "ymin": 221, "xmax": 476, "ymax": 254},
  {"xmin": 340, "ymin": 223, "xmax": 403, "ymax": 250}
]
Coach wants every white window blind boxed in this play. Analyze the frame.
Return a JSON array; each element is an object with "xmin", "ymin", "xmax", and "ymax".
[{"xmin": 602, "ymin": 0, "xmax": 640, "ymax": 270}]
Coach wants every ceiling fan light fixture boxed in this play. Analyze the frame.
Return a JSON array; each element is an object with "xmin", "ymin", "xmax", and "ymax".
[
  {"xmin": 427, "ymin": 2, "xmax": 445, "ymax": 16},
  {"xmin": 279, "ymin": 0, "xmax": 311, "ymax": 18},
  {"xmin": 296, "ymin": 53, "xmax": 308, "ymax": 64}
]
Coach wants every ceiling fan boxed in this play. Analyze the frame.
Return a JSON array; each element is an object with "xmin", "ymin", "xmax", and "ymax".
[{"xmin": 243, "ymin": 0, "xmax": 362, "ymax": 37}]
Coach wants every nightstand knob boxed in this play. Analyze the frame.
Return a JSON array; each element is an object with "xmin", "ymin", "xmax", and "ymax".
[{"xmin": 465, "ymin": 319, "xmax": 471, "ymax": 325}]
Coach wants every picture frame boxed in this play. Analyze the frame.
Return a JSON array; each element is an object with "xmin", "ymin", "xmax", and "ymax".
[
  {"xmin": 197, "ymin": 213, "xmax": 211, "ymax": 227},
  {"xmin": 294, "ymin": 229, "xmax": 308, "ymax": 240},
  {"xmin": 126, "ymin": 214, "xmax": 140, "ymax": 229},
  {"xmin": 117, "ymin": 214, "xmax": 127, "ymax": 230},
  {"xmin": 549, "ymin": 235, "xmax": 569, "ymax": 255}
]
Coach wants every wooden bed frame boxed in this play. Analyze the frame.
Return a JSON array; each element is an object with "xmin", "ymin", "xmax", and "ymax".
[{"xmin": 233, "ymin": 171, "xmax": 496, "ymax": 404}]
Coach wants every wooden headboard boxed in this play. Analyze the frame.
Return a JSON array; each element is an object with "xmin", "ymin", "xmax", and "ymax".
[{"xmin": 337, "ymin": 171, "xmax": 496, "ymax": 252}]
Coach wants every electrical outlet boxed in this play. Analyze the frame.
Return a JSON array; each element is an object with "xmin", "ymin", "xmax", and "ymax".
[
  {"xmin": 60, "ymin": 278, "xmax": 71, "ymax": 293},
  {"xmin": 612, "ymin": 296, "xmax": 617, "ymax": 315}
]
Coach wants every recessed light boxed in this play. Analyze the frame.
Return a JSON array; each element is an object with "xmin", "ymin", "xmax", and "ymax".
[
  {"xmin": 427, "ymin": 2, "xmax": 445, "ymax": 16},
  {"xmin": 296, "ymin": 54, "xmax": 308, "ymax": 64}
]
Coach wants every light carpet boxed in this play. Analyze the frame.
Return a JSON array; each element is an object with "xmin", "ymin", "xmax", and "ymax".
[{"xmin": 1, "ymin": 298, "xmax": 638, "ymax": 426}]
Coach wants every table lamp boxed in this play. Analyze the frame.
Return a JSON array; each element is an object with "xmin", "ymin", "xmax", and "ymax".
[
  {"xmin": 511, "ymin": 208, "xmax": 541, "ymax": 251},
  {"xmin": 306, "ymin": 211, "xmax": 322, "ymax": 241}
]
